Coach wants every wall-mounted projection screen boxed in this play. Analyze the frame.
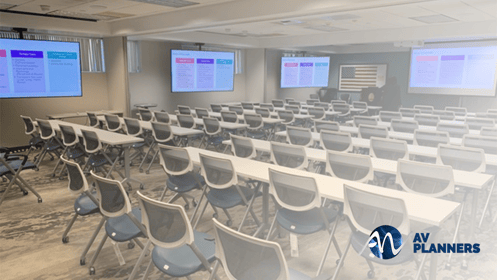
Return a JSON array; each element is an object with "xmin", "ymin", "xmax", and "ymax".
[
  {"xmin": 0, "ymin": 38, "xmax": 82, "ymax": 99},
  {"xmin": 171, "ymin": 50, "xmax": 235, "ymax": 92},
  {"xmin": 408, "ymin": 41, "xmax": 497, "ymax": 96},
  {"xmin": 280, "ymin": 57, "xmax": 330, "ymax": 88}
]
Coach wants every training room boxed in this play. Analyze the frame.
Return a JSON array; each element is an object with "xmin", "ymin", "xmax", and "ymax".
[{"xmin": 1, "ymin": 0, "xmax": 497, "ymax": 279}]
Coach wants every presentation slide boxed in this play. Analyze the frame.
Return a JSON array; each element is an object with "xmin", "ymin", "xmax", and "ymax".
[
  {"xmin": 171, "ymin": 50, "xmax": 235, "ymax": 92},
  {"xmin": 0, "ymin": 39, "xmax": 82, "ymax": 99},
  {"xmin": 280, "ymin": 57, "xmax": 330, "ymax": 88},
  {"xmin": 408, "ymin": 42, "xmax": 497, "ymax": 96}
]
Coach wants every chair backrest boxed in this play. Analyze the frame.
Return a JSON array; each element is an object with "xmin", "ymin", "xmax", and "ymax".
[
  {"xmin": 231, "ymin": 135, "xmax": 256, "ymax": 159},
  {"xmin": 286, "ymin": 126, "xmax": 313, "ymax": 147},
  {"xmin": 436, "ymin": 123, "xmax": 469, "ymax": 138},
  {"xmin": 203, "ymin": 117, "xmax": 222, "ymax": 135},
  {"xmin": 379, "ymin": 111, "xmax": 402, "ymax": 122},
  {"xmin": 61, "ymin": 157, "xmax": 90, "ymax": 195},
  {"xmin": 480, "ymin": 127, "xmax": 497, "ymax": 137},
  {"xmin": 414, "ymin": 129, "xmax": 450, "ymax": 147},
  {"xmin": 36, "ymin": 119, "xmax": 56, "ymax": 140},
  {"xmin": 91, "ymin": 171, "xmax": 132, "ymax": 218},
  {"xmin": 309, "ymin": 93, "xmax": 320, "ymax": 100},
  {"xmin": 137, "ymin": 191, "xmax": 194, "ymax": 248},
  {"xmin": 211, "ymin": 104, "xmax": 223, "ymax": 112},
  {"xmin": 153, "ymin": 111, "xmax": 170, "ymax": 124},
  {"xmin": 20, "ymin": 115, "xmax": 37, "ymax": 135},
  {"xmin": 177, "ymin": 114, "xmax": 196, "ymax": 129},
  {"xmin": 260, "ymin": 103, "xmax": 275, "ymax": 112},
  {"xmin": 465, "ymin": 117, "xmax": 495, "ymax": 130},
  {"xmin": 436, "ymin": 144, "xmax": 485, "ymax": 173},
  {"xmin": 270, "ymin": 142, "xmax": 308, "ymax": 170},
  {"xmin": 358, "ymin": 124, "xmax": 388, "ymax": 139},
  {"xmin": 463, "ymin": 134, "xmax": 497, "ymax": 155},
  {"xmin": 320, "ymin": 130, "xmax": 353, "ymax": 152},
  {"xmin": 414, "ymin": 114, "xmax": 440, "ymax": 126},
  {"xmin": 272, "ymin": 99, "xmax": 284, "ymax": 108},
  {"xmin": 284, "ymin": 98, "xmax": 294, "ymax": 104},
  {"xmin": 353, "ymin": 116, "xmax": 377, "ymax": 127},
  {"xmin": 124, "ymin": 117, "xmax": 142, "ymax": 137},
  {"xmin": 87, "ymin": 112, "xmax": 99, "ymax": 128},
  {"xmin": 352, "ymin": 101, "xmax": 367, "ymax": 110},
  {"xmin": 284, "ymin": 105, "xmax": 300, "ymax": 114},
  {"xmin": 308, "ymin": 107, "xmax": 326, "ymax": 120},
  {"xmin": 288, "ymin": 101, "xmax": 301, "ymax": 107},
  {"xmin": 229, "ymin": 106, "xmax": 244, "ymax": 115},
  {"xmin": 391, "ymin": 119, "xmax": 419, "ymax": 133},
  {"xmin": 370, "ymin": 137, "xmax": 408, "ymax": 160},
  {"xmin": 244, "ymin": 114, "xmax": 264, "ymax": 130},
  {"xmin": 432, "ymin": 110, "xmax": 455, "ymax": 121},
  {"xmin": 413, "ymin": 105, "xmax": 434, "ymax": 114},
  {"xmin": 269, "ymin": 168, "xmax": 321, "ymax": 212},
  {"xmin": 255, "ymin": 108, "xmax": 271, "ymax": 118},
  {"xmin": 483, "ymin": 113, "xmax": 497, "ymax": 121},
  {"xmin": 195, "ymin": 108, "xmax": 210, "ymax": 119},
  {"xmin": 488, "ymin": 109, "xmax": 497, "ymax": 114},
  {"xmin": 344, "ymin": 185, "xmax": 410, "ymax": 236},
  {"xmin": 158, "ymin": 145, "xmax": 193, "ymax": 176},
  {"xmin": 332, "ymin": 103, "xmax": 350, "ymax": 114},
  {"xmin": 138, "ymin": 109, "xmax": 153, "ymax": 121},
  {"xmin": 81, "ymin": 129, "xmax": 103, "ymax": 153},
  {"xmin": 178, "ymin": 105, "xmax": 191, "ymax": 115},
  {"xmin": 445, "ymin": 107, "xmax": 467, "ymax": 117},
  {"xmin": 314, "ymin": 102, "xmax": 330, "ymax": 110},
  {"xmin": 277, "ymin": 110, "xmax": 294, "ymax": 125},
  {"xmin": 326, "ymin": 151, "xmax": 373, "ymax": 183},
  {"xmin": 199, "ymin": 153, "xmax": 238, "ymax": 189},
  {"xmin": 399, "ymin": 108, "xmax": 420, "ymax": 118},
  {"xmin": 213, "ymin": 218, "xmax": 290, "ymax": 280},
  {"xmin": 314, "ymin": 120, "xmax": 339, "ymax": 133},
  {"xmin": 151, "ymin": 122, "xmax": 173, "ymax": 143},
  {"xmin": 104, "ymin": 114, "xmax": 122, "ymax": 132},
  {"xmin": 396, "ymin": 159, "xmax": 454, "ymax": 197},
  {"xmin": 59, "ymin": 124, "xmax": 79, "ymax": 147},
  {"xmin": 306, "ymin": 99, "xmax": 319, "ymax": 105},
  {"xmin": 331, "ymin": 100, "xmax": 346, "ymax": 105},
  {"xmin": 241, "ymin": 102, "xmax": 254, "ymax": 110},
  {"xmin": 340, "ymin": 93, "xmax": 350, "ymax": 103},
  {"xmin": 221, "ymin": 111, "xmax": 238, "ymax": 123}
]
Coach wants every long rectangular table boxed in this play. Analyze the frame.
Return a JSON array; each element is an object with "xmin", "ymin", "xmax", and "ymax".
[{"xmin": 47, "ymin": 110, "xmax": 123, "ymax": 120}]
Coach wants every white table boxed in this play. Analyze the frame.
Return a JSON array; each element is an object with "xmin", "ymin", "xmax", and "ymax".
[
  {"xmin": 168, "ymin": 114, "xmax": 249, "ymax": 130},
  {"xmin": 47, "ymin": 110, "xmax": 123, "ymax": 120}
]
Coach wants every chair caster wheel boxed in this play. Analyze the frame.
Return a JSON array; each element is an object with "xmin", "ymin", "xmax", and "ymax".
[
  {"xmin": 128, "ymin": 186, "xmax": 132, "ymax": 192},
  {"xmin": 213, "ymin": 213, "xmax": 218, "ymax": 219},
  {"xmin": 140, "ymin": 184, "xmax": 144, "ymax": 190},
  {"xmin": 89, "ymin": 267, "xmax": 95, "ymax": 275},
  {"xmin": 184, "ymin": 204, "xmax": 190, "ymax": 210},
  {"xmin": 38, "ymin": 198, "xmax": 43, "ymax": 203},
  {"xmin": 35, "ymin": 168, "xmax": 39, "ymax": 171},
  {"xmin": 145, "ymin": 170, "xmax": 150, "ymax": 174},
  {"xmin": 80, "ymin": 258, "xmax": 86, "ymax": 266},
  {"xmin": 226, "ymin": 220, "xmax": 233, "ymax": 227},
  {"xmin": 128, "ymin": 242, "xmax": 135, "ymax": 249},
  {"xmin": 23, "ymin": 191, "xmax": 28, "ymax": 196},
  {"xmin": 58, "ymin": 177, "xmax": 64, "ymax": 180},
  {"xmin": 192, "ymin": 200, "xmax": 198, "ymax": 207},
  {"xmin": 367, "ymin": 270, "xmax": 375, "ymax": 279},
  {"xmin": 62, "ymin": 236, "xmax": 69, "ymax": 243}
]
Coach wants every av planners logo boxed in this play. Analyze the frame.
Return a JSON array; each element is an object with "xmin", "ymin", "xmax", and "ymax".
[{"xmin": 368, "ymin": 225, "xmax": 404, "ymax": 260}]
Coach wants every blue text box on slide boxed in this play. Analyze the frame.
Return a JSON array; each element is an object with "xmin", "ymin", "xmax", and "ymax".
[{"xmin": 48, "ymin": 51, "xmax": 79, "ymax": 93}]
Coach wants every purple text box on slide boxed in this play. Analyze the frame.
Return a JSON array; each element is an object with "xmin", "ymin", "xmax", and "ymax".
[
  {"xmin": 441, "ymin": 55, "xmax": 464, "ymax": 61},
  {"xmin": 300, "ymin": 62, "xmax": 313, "ymax": 67},
  {"xmin": 11, "ymin": 50, "xmax": 44, "ymax": 58},
  {"xmin": 197, "ymin": 59, "xmax": 214, "ymax": 64}
]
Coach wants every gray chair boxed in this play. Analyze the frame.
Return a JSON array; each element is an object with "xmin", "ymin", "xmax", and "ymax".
[
  {"xmin": 255, "ymin": 108, "xmax": 271, "ymax": 118},
  {"xmin": 308, "ymin": 107, "xmax": 326, "ymax": 121},
  {"xmin": 123, "ymin": 117, "xmax": 147, "ymax": 161},
  {"xmin": 307, "ymin": 99, "xmax": 320, "ymax": 106},
  {"xmin": 221, "ymin": 111, "xmax": 238, "ymax": 123},
  {"xmin": 272, "ymin": 99, "xmax": 285, "ymax": 108},
  {"xmin": 57, "ymin": 124, "xmax": 86, "ymax": 177},
  {"xmin": 244, "ymin": 113, "xmax": 266, "ymax": 139},
  {"xmin": 271, "ymin": 142, "xmax": 308, "ymax": 170},
  {"xmin": 436, "ymin": 144, "xmax": 485, "ymax": 173},
  {"xmin": 229, "ymin": 106, "xmax": 244, "ymax": 116},
  {"xmin": 289, "ymin": 101, "xmax": 301, "ymax": 107},
  {"xmin": 463, "ymin": 134, "xmax": 497, "ymax": 155},
  {"xmin": 480, "ymin": 127, "xmax": 497, "ymax": 137},
  {"xmin": 370, "ymin": 137, "xmax": 408, "ymax": 161},
  {"xmin": 326, "ymin": 151, "xmax": 374, "ymax": 183},
  {"xmin": 314, "ymin": 120, "xmax": 340, "ymax": 133},
  {"xmin": 104, "ymin": 114, "xmax": 123, "ymax": 133},
  {"xmin": 436, "ymin": 123, "xmax": 469, "ymax": 138},
  {"xmin": 20, "ymin": 115, "xmax": 43, "ymax": 149},
  {"xmin": 391, "ymin": 119, "xmax": 418, "ymax": 134},
  {"xmin": 445, "ymin": 107, "xmax": 467, "ymax": 117},
  {"xmin": 202, "ymin": 117, "xmax": 225, "ymax": 150},
  {"xmin": 195, "ymin": 108, "xmax": 210, "ymax": 119},
  {"xmin": 314, "ymin": 102, "xmax": 330, "ymax": 110},
  {"xmin": 138, "ymin": 108, "xmax": 154, "ymax": 122},
  {"xmin": 285, "ymin": 98, "xmax": 295, "ymax": 104},
  {"xmin": 87, "ymin": 112, "xmax": 100, "ymax": 128},
  {"xmin": 332, "ymin": 103, "xmax": 350, "ymax": 123},
  {"xmin": 358, "ymin": 124, "xmax": 388, "ymax": 139},
  {"xmin": 414, "ymin": 114, "xmax": 439, "ymax": 126},
  {"xmin": 241, "ymin": 102, "xmax": 254, "ymax": 110},
  {"xmin": 413, "ymin": 130, "xmax": 449, "ymax": 147},
  {"xmin": 231, "ymin": 135, "xmax": 257, "ymax": 159},
  {"xmin": 413, "ymin": 105, "xmax": 434, "ymax": 114},
  {"xmin": 353, "ymin": 116, "xmax": 377, "ymax": 127},
  {"xmin": 139, "ymin": 121, "xmax": 174, "ymax": 174},
  {"xmin": 211, "ymin": 104, "xmax": 223, "ymax": 113},
  {"xmin": 287, "ymin": 126, "xmax": 314, "ymax": 147},
  {"xmin": 153, "ymin": 111, "xmax": 170, "ymax": 124},
  {"xmin": 432, "ymin": 110, "xmax": 455, "ymax": 121},
  {"xmin": 320, "ymin": 131, "xmax": 353, "ymax": 153},
  {"xmin": 379, "ymin": 111, "xmax": 402, "ymax": 122},
  {"xmin": 465, "ymin": 117, "xmax": 495, "ymax": 130},
  {"xmin": 277, "ymin": 110, "xmax": 295, "ymax": 126},
  {"xmin": 35, "ymin": 119, "xmax": 63, "ymax": 169},
  {"xmin": 261, "ymin": 103, "xmax": 275, "ymax": 112},
  {"xmin": 177, "ymin": 114, "xmax": 196, "ymax": 129},
  {"xmin": 399, "ymin": 108, "xmax": 420, "ymax": 118},
  {"xmin": 178, "ymin": 105, "xmax": 192, "ymax": 115},
  {"xmin": 285, "ymin": 105, "xmax": 300, "ymax": 114}
]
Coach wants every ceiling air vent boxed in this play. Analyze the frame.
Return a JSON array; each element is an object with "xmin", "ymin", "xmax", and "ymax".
[
  {"xmin": 305, "ymin": 25, "xmax": 348, "ymax": 32},
  {"xmin": 410, "ymin": 14, "xmax": 458, "ymax": 24},
  {"xmin": 129, "ymin": 0, "xmax": 199, "ymax": 8},
  {"xmin": 322, "ymin": 14, "xmax": 360, "ymax": 21}
]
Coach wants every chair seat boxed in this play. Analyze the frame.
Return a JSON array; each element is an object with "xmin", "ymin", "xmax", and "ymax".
[
  {"xmin": 46, "ymin": 138, "xmax": 62, "ymax": 151},
  {"xmin": 66, "ymin": 147, "xmax": 85, "ymax": 159},
  {"xmin": 206, "ymin": 185, "xmax": 254, "ymax": 209},
  {"xmin": 29, "ymin": 136, "xmax": 43, "ymax": 146},
  {"xmin": 207, "ymin": 136, "xmax": 225, "ymax": 145},
  {"xmin": 105, "ymin": 207, "xmax": 144, "ymax": 242},
  {"xmin": 167, "ymin": 173, "xmax": 205, "ymax": 193},
  {"xmin": 0, "ymin": 160, "xmax": 37, "ymax": 176},
  {"xmin": 132, "ymin": 142, "xmax": 146, "ymax": 149},
  {"xmin": 247, "ymin": 130, "xmax": 266, "ymax": 139},
  {"xmin": 152, "ymin": 231, "xmax": 216, "ymax": 277},
  {"xmin": 351, "ymin": 231, "xmax": 413, "ymax": 265},
  {"xmin": 88, "ymin": 152, "xmax": 119, "ymax": 167},
  {"xmin": 74, "ymin": 191, "xmax": 99, "ymax": 216},
  {"xmin": 276, "ymin": 207, "xmax": 338, "ymax": 235}
]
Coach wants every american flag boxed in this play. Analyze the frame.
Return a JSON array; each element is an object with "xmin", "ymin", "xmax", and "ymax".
[{"xmin": 339, "ymin": 64, "xmax": 387, "ymax": 91}]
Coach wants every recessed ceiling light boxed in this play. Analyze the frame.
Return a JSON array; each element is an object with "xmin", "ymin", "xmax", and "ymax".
[
  {"xmin": 410, "ymin": 14, "xmax": 458, "ymax": 24},
  {"xmin": 279, "ymin": 20, "xmax": 306, "ymax": 26},
  {"xmin": 305, "ymin": 25, "xmax": 348, "ymax": 32},
  {"xmin": 322, "ymin": 14, "xmax": 360, "ymax": 21},
  {"xmin": 129, "ymin": 0, "xmax": 199, "ymax": 8}
]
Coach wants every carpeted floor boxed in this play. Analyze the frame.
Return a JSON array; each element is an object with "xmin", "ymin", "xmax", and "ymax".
[{"xmin": 1, "ymin": 148, "xmax": 496, "ymax": 280}]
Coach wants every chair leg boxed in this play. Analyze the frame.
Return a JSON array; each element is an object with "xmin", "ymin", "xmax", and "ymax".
[
  {"xmin": 138, "ymin": 142, "xmax": 155, "ymax": 173},
  {"xmin": 129, "ymin": 240, "xmax": 152, "ymax": 280},
  {"xmin": 208, "ymin": 260, "xmax": 220, "ymax": 280},
  {"xmin": 316, "ymin": 217, "xmax": 342, "ymax": 276},
  {"xmin": 331, "ymin": 235, "xmax": 352, "ymax": 280},
  {"xmin": 141, "ymin": 259, "xmax": 155, "ymax": 280},
  {"xmin": 80, "ymin": 216, "xmax": 105, "ymax": 265},
  {"xmin": 62, "ymin": 213, "xmax": 79, "ymax": 243},
  {"xmin": 89, "ymin": 233, "xmax": 109, "ymax": 275},
  {"xmin": 479, "ymin": 179, "xmax": 495, "ymax": 228},
  {"xmin": 238, "ymin": 183, "xmax": 262, "ymax": 231},
  {"xmin": 222, "ymin": 208, "xmax": 233, "ymax": 226},
  {"xmin": 446, "ymin": 200, "xmax": 465, "ymax": 267},
  {"xmin": 145, "ymin": 149, "xmax": 159, "ymax": 174},
  {"xmin": 194, "ymin": 198, "xmax": 211, "ymax": 230},
  {"xmin": 265, "ymin": 211, "xmax": 279, "ymax": 240}
]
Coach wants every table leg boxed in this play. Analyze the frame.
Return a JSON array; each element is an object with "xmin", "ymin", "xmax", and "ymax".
[
  {"xmin": 121, "ymin": 144, "xmax": 144, "ymax": 189},
  {"xmin": 253, "ymin": 183, "xmax": 270, "ymax": 237},
  {"xmin": 429, "ymin": 228, "xmax": 440, "ymax": 280}
]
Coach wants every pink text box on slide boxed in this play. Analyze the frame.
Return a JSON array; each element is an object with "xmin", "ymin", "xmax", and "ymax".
[
  {"xmin": 0, "ymin": 50, "xmax": 6, "ymax": 57},
  {"xmin": 176, "ymin": 58, "xmax": 194, "ymax": 63},
  {"xmin": 284, "ymin": 63, "xmax": 298, "ymax": 67},
  {"xmin": 416, "ymin": 56, "xmax": 438, "ymax": 62}
]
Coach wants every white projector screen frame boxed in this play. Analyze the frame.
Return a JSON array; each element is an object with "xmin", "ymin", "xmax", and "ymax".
[{"xmin": 408, "ymin": 41, "xmax": 497, "ymax": 97}]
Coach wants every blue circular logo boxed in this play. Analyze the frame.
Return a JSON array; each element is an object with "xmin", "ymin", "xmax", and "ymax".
[{"xmin": 368, "ymin": 225, "xmax": 403, "ymax": 260}]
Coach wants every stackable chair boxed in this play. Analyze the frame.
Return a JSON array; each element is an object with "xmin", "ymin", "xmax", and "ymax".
[
  {"xmin": 59, "ymin": 157, "xmax": 102, "ymax": 266},
  {"xmin": 87, "ymin": 172, "xmax": 146, "ymax": 275},
  {"xmin": 331, "ymin": 100, "xmax": 346, "ymax": 105},
  {"xmin": 128, "ymin": 192, "xmax": 217, "ymax": 280},
  {"xmin": 272, "ymin": 99, "xmax": 285, "ymax": 108},
  {"xmin": 465, "ymin": 117, "xmax": 495, "ymax": 130},
  {"xmin": 399, "ymin": 108, "xmax": 420, "ymax": 118},
  {"xmin": 138, "ymin": 108, "xmax": 154, "ymax": 122},
  {"xmin": 414, "ymin": 130, "xmax": 450, "ymax": 147},
  {"xmin": 307, "ymin": 99, "xmax": 320, "ymax": 106},
  {"xmin": 352, "ymin": 101, "xmax": 368, "ymax": 115},
  {"xmin": 285, "ymin": 98, "xmax": 295, "ymax": 104},
  {"xmin": 177, "ymin": 114, "xmax": 202, "ymax": 146},
  {"xmin": 414, "ymin": 114, "xmax": 439, "ymax": 126},
  {"xmin": 255, "ymin": 108, "xmax": 271, "ymax": 118},
  {"xmin": 463, "ymin": 134, "xmax": 497, "ymax": 155},
  {"xmin": 20, "ymin": 115, "xmax": 43, "ymax": 152},
  {"xmin": 391, "ymin": 119, "xmax": 419, "ymax": 134},
  {"xmin": 277, "ymin": 110, "xmax": 296, "ymax": 128},
  {"xmin": 314, "ymin": 102, "xmax": 330, "ymax": 111},
  {"xmin": 289, "ymin": 100, "xmax": 301, "ymax": 107},
  {"xmin": 229, "ymin": 106, "xmax": 244, "ymax": 116},
  {"xmin": 104, "ymin": 114, "xmax": 124, "ymax": 133},
  {"xmin": 287, "ymin": 126, "xmax": 314, "ymax": 147},
  {"xmin": 326, "ymin": 151, "xmax": 374, "ymax": 183},
  {"xmin": 480, "ymin": 127, "xmax": 497, "ymax": 137},
  {"xmin": 320, "ymin": 131, "xmax": 353, "ymax": 153},
  {"xmin": 178, "ymin": 105, "xmax": 192, "ymax": 115},
  {"xmin": 230, "ymin": 135, "xmax": 257, "ymax": 160},
  {"xmin": 358, "ymin": 124, "xmax": 388, "ymax": 139},
  {"xmin": 196, "ymin": 153, "xmax": 260, "ymax": 228},
  {"xmin": 266, "ymin": 168, "xmax": 342, "ymax": 276},
  {"xmin": 433, "ymin": 110, "xmax": 455, "ymax": 121},
  {"xmin": 153, "ymin": 111, "xmax": 170, "ymax": 124},
  {"xmin": 87, "ymin": 112, "xmax": 100, "ymax": 128},
  {"xmin": 308, "ymin": 107, "xmax": 326, "ymax": 123},
  {"xmin": 210, "ymin": 104, "xmax": 223, "ymax": 113},
  {"xmin": 379, "ymin": 111, "xmax": 402, "ymax": 122},
  {"xmin": 210, "ymin": 218, "xmax": 332, "ymax": 280},
  {"xmin": 285, "ymin": 105, "xmax": 300, "ymax": 115},
  {"xmin": 340, "ymin": 93, "xmax": 350, "ymax": 103},
  {"xmin": 353, "ymin": 116, "xmax": 377, "ymax": 127},
  {"xmin": 436, "ymin": 123, "xmax": 469, "ymax": 138},
  {"xmin": 34, "ymin": 119, "xmax": 63, "ymax": 169},
  {"xmin": 202, "ymin": 117, "xmax": 225, "ymax": 151},
  {"xmin": 414, "ymin": 105, "xmax": 434, "ymax": 114},
  {"xmin": 260, "ymin": 103, "xmax": 275, "ymax": 112},
  {"xmin": 123, "ymin": 118, "xmax": 147, "ymax": 163},
  {"xmin": 332, "ymin": 103, "xmax": 351, "ymax": 123},
  {"xmin": 241, "ymin": 102, "xmax": 254, "ymax": 110},
  {"xmin": 196, "ymin": 108, "xmax": 210, "ymax": 119},
  {"xmin": 369, "ymin": 137, "xmax": 408, "ymax": 186},
  {"xmin": 314, "ymin": 120, "xmax": 340, "ymax": 133},
  {"xmin": 445, "ymin": 107, "xmax": 467, "ymax": 117},
  {"xmin": 244, "ymin": 113, "xmax": 267, "ymax": 139},
  {"xmin": 139, "ymin": 122, "xmax": 174, "ymax": 174},
  {"xmin": 0, "ymin": 146, "xmax": 42, "ymax": 208},
  {"xmin": 221, "ymin": 111, "xmax": 238, "ymax": 123},
  {"xmin": 270, "ymin": 142, "xmax": 309, "ymax": 170},
  {"xmin": 56, "ymin": 124, "xmax": 86, "ymax": 178},
  {"xmin": 332, "ymin": 185, "xmax": 430, "ymax": 280}
]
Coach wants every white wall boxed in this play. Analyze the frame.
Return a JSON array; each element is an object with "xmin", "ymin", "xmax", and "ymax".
[
  {"xmin": 104, "ymin": 37, "xmax": 130, "ymax": 116},
  {"xmin": 244, "ymin": 48, "xmax": 265, "ymax": 103}
]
